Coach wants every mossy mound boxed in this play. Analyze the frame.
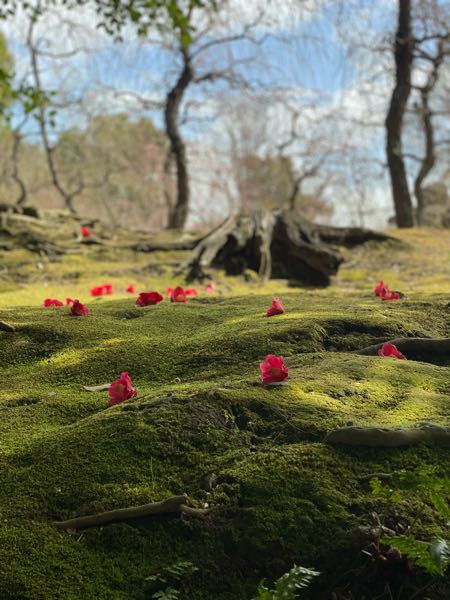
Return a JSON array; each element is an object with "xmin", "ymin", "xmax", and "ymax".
[
  {"xmin": 0, "ymin": 290, "xmax": 449, "ymax": 598},
  {"xmin": 0, "ymin": 227, "xmax": 449, "ymax": 598}
]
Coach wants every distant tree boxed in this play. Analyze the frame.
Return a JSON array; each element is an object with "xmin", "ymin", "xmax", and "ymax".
[
  {"xmin": 53, "ymin": 114, "xmax": 170, "ymax": 229},
  {"xmin": 385, "ymin": 0, "xmax": 414, "ymax": 228},
  {"xmin": 0, "ymin": 31, "xmax": 14, "ymax": 114}
]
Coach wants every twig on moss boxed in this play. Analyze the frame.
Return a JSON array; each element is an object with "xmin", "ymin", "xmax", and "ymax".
[
  {"xmin": 53, "ymin": 494, "xmax": 208, "ymax": 531},
  {"xmin": 355, "ymin": 337, "xmax": 450, "ymax": 356},
  {"xmin": 0, "ymin": 320, "xmax": 15, "ymax": 332},
  {"xmin": 324, "ymin": 424, "xmax": 450, "ymax": 447}
]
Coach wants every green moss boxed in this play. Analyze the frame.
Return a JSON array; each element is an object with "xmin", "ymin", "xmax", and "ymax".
[{"xmin": 0, "ymin": 229, "xmax": 449, "ymax": 598}]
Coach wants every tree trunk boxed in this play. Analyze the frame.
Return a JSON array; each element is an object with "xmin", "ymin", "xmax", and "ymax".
[
  {"xmin": 165, "ymin": 48, "xmax": 193, "ymax": 230},
  {"xmin": 414, "ymin": 89, "xmax": 435, "ymax": 225},
  {"xmin": 385, "ymin": 0, "xmax": 414, "ymax": 228},
  {"xmin": 414, "ymin": 41, "xmax": 444, "ymax": 225}
]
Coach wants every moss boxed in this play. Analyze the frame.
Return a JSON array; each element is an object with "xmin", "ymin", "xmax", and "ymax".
[{"xmin": 0, "ymin": 228, "xmax": 449, "ymax": 598}]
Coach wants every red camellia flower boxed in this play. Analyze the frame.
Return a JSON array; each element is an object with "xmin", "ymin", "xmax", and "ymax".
[
  {"xmin": 136, "ymin": 291, "xmax": 163, "ymax": 307},
  {"xmin": 266, "ymin": 297, "xmax": 285, "ymax": 317},
  {"xmin": 205, "ymin": 282, "xmax": 215, "ymax": 294},
  {"xmin": 382, "ymin": 290, "xmax": 402, "ymax": 301},
  {"xmin": 374, "ymin": 280, "xmax": 388, "ymax": 297},
  {"xmin": 70, "ymin": 299, "xmax": 88, "ymax": 317},
  {"xmin": 171, "ymin": 286, "xmax": 187, "ymax": 303},
  {"xmin": 108, "ymin": 371, "xmax": 137, "ymax": 407},
  {"xmin": 378, "ymin": 342, "xmax": 407, "ymax": 360},
  {"xmin": 126, "ymin": 284, "xmax": 136, "ymax": 293},
  {"xmin": 80, "ymin": 226, "xmax": 92, "ymax": 238},
  {"xmin": 43, "ymin": 298, "xmax": 64, "ymax": 307},
  {"xmin": 260, "ymin": 354, "xmax": 289, "ymax": 385},
  {"xmin": 185, "ymin": 288, "xmax": 198, "ymax": 297},
  {"xmin": 90, "ymin": 286, "xmax": 104, "ymax": 297},
  {"xmin": 66, "ymin": 298, "xmax": 74, "ymax": 305},
  {"xmin": 90, "ymin": 283, "xmax": 113, "ymax": 297},
  {"xmin": 165, "ymin": 287, "xmax": 174, "ymax": 298}
]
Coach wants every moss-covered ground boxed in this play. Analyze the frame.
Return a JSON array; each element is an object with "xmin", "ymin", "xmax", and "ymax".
[{"xmin": 0, "ymin": 220, "xmax": 449, "ymax": 599}]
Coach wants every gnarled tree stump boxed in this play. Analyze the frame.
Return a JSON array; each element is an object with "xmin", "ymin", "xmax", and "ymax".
[{"xmin": 181, "ymin": 209, "xmax": 393, "ymax": 286}]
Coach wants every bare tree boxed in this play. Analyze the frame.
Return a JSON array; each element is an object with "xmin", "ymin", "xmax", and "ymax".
[
  {"xmin": 385, "ymin": 0, "xmax": 414, "ymax": 227},
  {"xmin": 413, "ymin": 39, "xmax": 449, "ymax": 224}
]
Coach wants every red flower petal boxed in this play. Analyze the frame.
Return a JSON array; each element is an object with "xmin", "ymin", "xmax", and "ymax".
[
  {"xmin": 108, "ymin": 372, "xmax": 137, "ymax": 406},
  {"xmin": 266, "ymin": 298, "xmax": 285, "ymax": 317},
  {"xmin": 374, "ymin": 280, "xmax": 388, "ymax": 297},
  {"xmin": 70, "ymin": 299, "xmax": 88, "ymax": 317},
  {"xmin": 136, "ymin": 291, "xmax": 164, "ymax": 306},
  {"xmin": 43, "ymin": 298, "xmax": 64, "ymax": 307},
  {"xmin": 126, "ymin": 284, "xmax": 136, "ymax": 293},
  {"xmin": 184, "ymin": 288, "xmax": 198, "ymax": 296},
  {"xmin": 171, "ymin": 286, "xmax": 187, "ymax": 303},
  {"xmin": 260, "ymin": 354, "xmax": 289, "ymax": 385},
  {"xmin": 81, "ymin": 226, "xmax": 92, "ymax": 238},
  {"xmin": 377, "ymin": 342, "xmax": 407, "ymax": 360},
  {"xmin": 381, "ymin": 291, "xmax": 402, "ymax": 301}
]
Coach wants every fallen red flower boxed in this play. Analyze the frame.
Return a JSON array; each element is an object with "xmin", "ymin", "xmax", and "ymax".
[
  {"xmin": 136, "ymin": 291, "xmax": 163, "ymax": 306},
  {"xmin": 126, "ymin": 284, "xmax": 136, "ymax": 293},
  {"xmin": 266, "ymin": 297, "xmax": 285, "ymax": 317},
  {"xmin": 377, "ymin": 342, "xmax": 407, "ymax": 360},
  {"xmin": 374, "ymin": 280, "xmax": 388, "ymax": 297},
  {"xmin": 382, "ymin": 290, "xmax": 403, "ymax": 301},
  {"xmin": 90, "ymin": 284, "xmax": 113, "ymax": 297},
  {"xmin": 185, "ymin": 288, "xmax": 198, "ymax": 296},
  {"xmin": 171, "ymin": 286, "xmax": 187, "ymax": 303},
  {"xmin": 70, "ymin": 299, "xmax": 89, "ymax": 317},
  {"xmin": 43, "ymin": 298, "xmax": 64, "ymax": 307},
  {"xmin": 205, "ymin": 282, "xmax": 215, "ymax": 294},
  {"xmin": 65, "ymin": 298, "xmax": 74, "ymax": 305},
  {"xmin": 108, "ymin": 371, "xmax": 137, "ymax": 406},
  {"xmin": 80, "ymin": 226, "xmax": 92, "ymax": 238},
  {"xmin": 165, "ymin": 287, "xmax": 174, "ymax": 297},
  {"xmin": 90, "ymin": 286, "xmax": 104, "ymax": 297},
  {"xmin": 260, "ymin": 354, "xmax": 289, "ymax": 385}
]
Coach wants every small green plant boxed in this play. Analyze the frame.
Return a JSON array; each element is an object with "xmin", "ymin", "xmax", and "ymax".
[
  {"xmin": 254, "ymin": 564, "xmax": 320, "ymax": 600},
  {"xmin": 145, "ymin": 560, "xmax": 199, "ymax": 599},
  {"xmin": 371, "ymin": 467, "xmax": 450, "ymax": 576}
]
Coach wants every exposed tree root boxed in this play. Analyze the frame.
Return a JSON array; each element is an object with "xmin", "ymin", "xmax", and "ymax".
[
  {"xmin": 180, "ymin": 209, "xmax": 346, "ymax": 285},
  {"xmin": 324, "ymin": 424, "xmax": 450, "ymax": 447},
  {"xmin": 309, "ymin": 223, "xmax": 398, "ymax": 247},
  {"xmin": 53, "ymin": 494, "xmax": 208, "ymax": 531},
  {"xmin": 0, "ymin": 320, "xmax": 15, "ymax": 332},
  {"xmin": 355, "ymin": 337, "xmax": 450, "ymax": 357},
  {"xmin": 132, "ymin": 239, "xmax": 200, "ymax": 252}
]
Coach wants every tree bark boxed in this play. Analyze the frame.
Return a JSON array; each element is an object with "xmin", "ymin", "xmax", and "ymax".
[
  {"xmin": 414, "ymin": 89, "xmax": 435, "ymax": 225},
  {"xmin": 385, "ymin": 0, "xmax": 414, "ymax": 228},
  {"xmin": 165, "ymin": 48, "xmax": 193, "ymax": 230},
  {"xmin": 414, "ymin": 42, "xmax": 444, "ymax": 225}
]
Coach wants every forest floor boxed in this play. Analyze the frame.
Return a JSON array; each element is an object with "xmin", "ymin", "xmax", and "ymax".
[{"xmin": 0, "ymin": 213, "xmax": 449, "ymax": 599}]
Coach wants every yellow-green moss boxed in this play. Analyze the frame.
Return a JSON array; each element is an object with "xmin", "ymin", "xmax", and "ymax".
[{"xmin": 0, "ymin": 227, "xmax": 449, "ymax": 598}]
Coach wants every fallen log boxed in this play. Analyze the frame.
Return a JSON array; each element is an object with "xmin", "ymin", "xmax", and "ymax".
[
  {"xmin": 53, "ymin": 494, "xmax": 208, "ymax": 531},
  {"xmin": 355, "ymin": 337, "xmax": 450, "ymax": 357},
  {"xmin": 324, "ymin": 424, "xmax": 450, "ymax": 447}
]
